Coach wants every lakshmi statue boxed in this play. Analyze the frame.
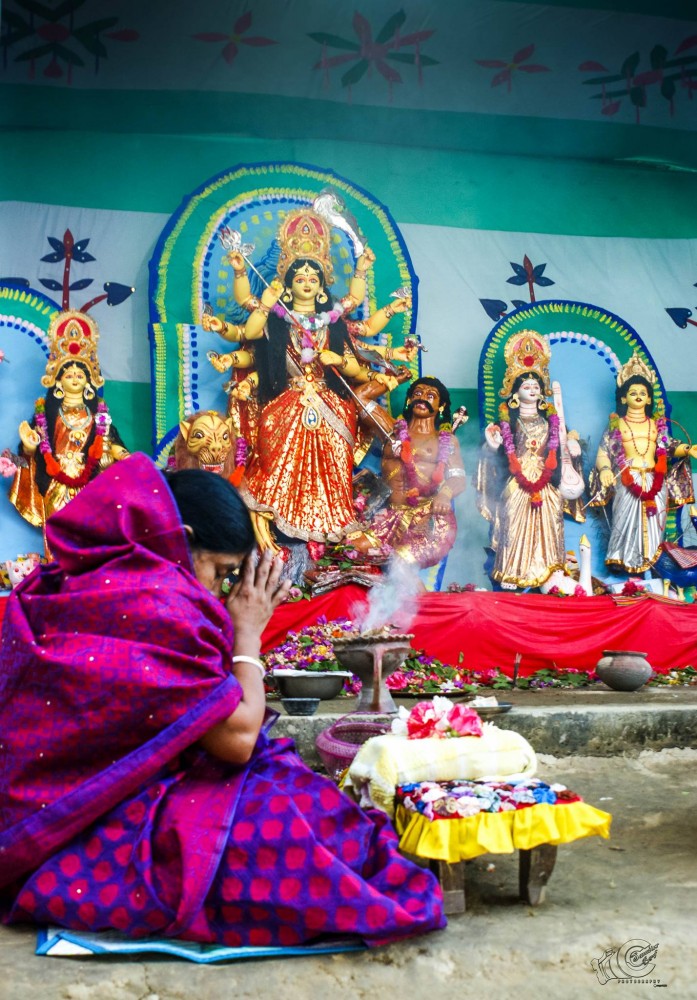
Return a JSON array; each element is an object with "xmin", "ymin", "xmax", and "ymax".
[
  {"xmin": 202, "ymin": 208, "xmax": 414, "ymax": 551},
  {"xmin": 476, "ymin": 331, "xmax": 585, "ymax": 590},
  {"xmin": 589, "ymin": 353, "xmax": 696, "ymax": 574},
  {"xmin": 369, "ymin": 377, "xmax": 466, "ymax": 567},
  {"xmin": 9, "ymin": 311, "xmax": 128, "ymax": 548}
]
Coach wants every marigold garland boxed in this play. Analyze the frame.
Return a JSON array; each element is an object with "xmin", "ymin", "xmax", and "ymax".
[
  {"xmin": 608, "ymin": 412, "xmax": 667, "ymax": 517},
  {"xmin": 34, "ymin": 397, "xmax": 108, "ymax": 488},
  {"xmin": 394, "ymin": 419, "xmax": 452, "ymax": 507}
]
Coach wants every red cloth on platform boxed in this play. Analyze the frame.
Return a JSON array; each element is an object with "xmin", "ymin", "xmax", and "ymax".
[{"xmin": 261, "ymin": 586, "xmax": 697, "ymax": 675}]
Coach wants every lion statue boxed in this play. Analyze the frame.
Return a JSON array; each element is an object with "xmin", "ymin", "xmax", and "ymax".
[{"xmin": 173, "ymin": 410, "xmax": 239, "ymax": 477}]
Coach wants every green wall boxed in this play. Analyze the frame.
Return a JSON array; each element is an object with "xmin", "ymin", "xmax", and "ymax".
[{"xmin": 3, "ymin": 127, "xmax": 697, "ymax": 238}]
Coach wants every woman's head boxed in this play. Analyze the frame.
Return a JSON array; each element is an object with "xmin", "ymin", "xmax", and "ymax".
[{"xmin": 164, "ymin": 468, "xmax": 256, "ymax": 595}]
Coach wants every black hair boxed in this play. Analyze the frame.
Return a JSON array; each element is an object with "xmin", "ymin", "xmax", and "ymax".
[
  {"xmin": 163, "ymin": 468, "xmax": 256, "ymax": 554},
  {"xmin": 256, "ymin": 258, "xmax": 355, "ymax": 406},
  {"xmin": 404, "ymin": 376, "xmax": 452, "ymax": 427},
  {"xmin": 506, "ymin": 372, "xmax": 561, "ymax": 488},
  {"xmin": 616, "ymin": 375, "xmax": 654, "ymax": 418},
  {"xmin": 30, "ymin": 361, "xmax": 125, "ymax": 496}
]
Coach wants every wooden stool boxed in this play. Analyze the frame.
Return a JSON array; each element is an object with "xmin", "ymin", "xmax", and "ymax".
[{"xmin": 429, "ymin": 843, "xmax": 558, "ymax": 915}]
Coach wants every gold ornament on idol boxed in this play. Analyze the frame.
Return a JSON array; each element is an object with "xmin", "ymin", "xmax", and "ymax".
[
  {"xmin": 276, "ymin": 210, "xmax": 334, "ymax": 286},
  {"xmin": 499, "ymin": 330, "xmax": 552, "ymax": 399},
  {"xmin": 41, "ymin": 311, "xmax": 104, "ymax": 390}
]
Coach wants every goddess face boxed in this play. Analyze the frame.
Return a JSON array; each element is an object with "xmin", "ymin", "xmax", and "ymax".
[
  {"xmin": 517, "ymin": 377, "xmax": 542, "ymax": 404},
  {"xmin": 622, "ymin": 383, "xmax": 650, "ymax": 414},
  {"xmin": 290, "ymin": 263, "xmax": 322, "ymax": 306},
  {"xmin": 57, "ymin": 364, "xmax": 88, "ymax": 396}
]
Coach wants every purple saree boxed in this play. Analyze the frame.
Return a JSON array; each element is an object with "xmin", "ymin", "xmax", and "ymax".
[{"xmin": 0, "ymin": 454, "xmax": 445, "ymax": 946}]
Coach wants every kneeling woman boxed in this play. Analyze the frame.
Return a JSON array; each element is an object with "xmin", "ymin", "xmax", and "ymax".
[{"xmin": 0, "ymin": 454, "xmax": 444, "ymax": 947}]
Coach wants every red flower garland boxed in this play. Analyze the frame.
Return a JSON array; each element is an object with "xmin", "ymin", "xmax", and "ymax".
[
  {"xmin": 34, "ymin": 397, "xmax": 107, "ymax": 489},
  {"xmin": 609, "ymin": 413, "xmax": 667, "ymax": 517},
  {"xmin": 498, "ymin": 403, "xmax": 559, "ymax": 509},
  {"xmin": 394, "ymin": 419, "xmax": 452, "ymax": 507}
]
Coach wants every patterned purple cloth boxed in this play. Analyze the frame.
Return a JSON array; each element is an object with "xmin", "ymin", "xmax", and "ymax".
[{"xmin": 0, "ymin": 454, "xmax": 445, "ymax": 946}]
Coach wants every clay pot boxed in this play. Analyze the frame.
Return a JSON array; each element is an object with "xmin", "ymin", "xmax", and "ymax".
[{"xmin": 595, "ymin": 650, "xmax": 653, "ymax": 691}]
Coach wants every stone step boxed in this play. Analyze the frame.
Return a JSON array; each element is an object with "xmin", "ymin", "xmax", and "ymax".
[{"xmin": 269, "ymin": 688, "xmax": 697, "ymax": 770}]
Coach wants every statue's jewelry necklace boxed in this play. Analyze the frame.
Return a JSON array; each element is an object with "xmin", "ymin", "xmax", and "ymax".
[
  {"xmin": 59, "ymin": 405, "xmax": 91, "ymax": 432},
  {"xmin": 621, "ymin": 416, "xmax": 654, "ymax": 460}
]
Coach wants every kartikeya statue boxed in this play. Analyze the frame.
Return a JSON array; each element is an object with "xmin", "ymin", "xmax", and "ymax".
[
  {"xmin": 589, "ymin": 352, "xmax": 696, "ymax": 574},
  {"xmin": 8, "ymin": 311, "xmax": 128, "ymax": 547}
]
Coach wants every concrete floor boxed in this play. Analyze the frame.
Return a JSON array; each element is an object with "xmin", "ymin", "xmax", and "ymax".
[{"xmin": 2, "ymin": 745, "xmax": 696, "ymax": 1000}]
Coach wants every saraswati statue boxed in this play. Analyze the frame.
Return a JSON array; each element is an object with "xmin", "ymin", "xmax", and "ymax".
[
  {"xmin": 477, "ymin": 330, "xmax": 586, "ymax": 592},
  {"xmin": 202, "ymin": 195, "xmax": 416, "ymax": 553}
]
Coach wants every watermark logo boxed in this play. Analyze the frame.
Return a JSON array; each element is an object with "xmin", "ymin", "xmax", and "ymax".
[{"xmin": 592, "ymin": 939, "xmax": 667, "ymax": 986}]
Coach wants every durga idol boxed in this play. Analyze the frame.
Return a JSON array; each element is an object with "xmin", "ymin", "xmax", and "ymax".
[{"xmin": 202, "ymin": 208, "xmax": 414, "ymax": 552}]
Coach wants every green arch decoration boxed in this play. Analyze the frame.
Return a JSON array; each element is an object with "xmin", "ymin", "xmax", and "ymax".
[{"xmin": 478, "ymin": 300, "xmax": 667, "ymax": 427}]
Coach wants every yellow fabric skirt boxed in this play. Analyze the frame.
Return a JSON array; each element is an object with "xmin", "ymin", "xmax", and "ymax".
[{"xmin": 395, "ymin": 801, "xmax": 612, "ymax": 862}]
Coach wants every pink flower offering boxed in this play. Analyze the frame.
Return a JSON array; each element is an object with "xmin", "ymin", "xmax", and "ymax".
[
  {"xmin": 445, "ymin": 702, "xmax": 484, "ymax": 737},
  {"xmin": 404, "ymin": 697, "xmax": 484, "ymax": 740},
  {"xmin": 406, "ymin": 701, "xmax": 440, "ymax": 739}
]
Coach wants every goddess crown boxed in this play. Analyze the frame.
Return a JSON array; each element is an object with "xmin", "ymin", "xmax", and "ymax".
[
  {"xmin": 276, "ymin": 210, "xmax": 334, "ymax": 286},
  {"xmin": 499, "ymin": 330, "xmax": 552, "ymax": 398},
  {"xmin": 41, "ymin": 310, "xmax": 104, "ymax": 389},
  {"xmin": 616, "ymin": 351, "xmax": 656, "ymax": 389}
]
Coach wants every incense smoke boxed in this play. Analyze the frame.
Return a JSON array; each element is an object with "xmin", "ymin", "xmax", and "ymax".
[{"xmin": 352, "ymin": 558, "xmax": 423, "ymax": 633}]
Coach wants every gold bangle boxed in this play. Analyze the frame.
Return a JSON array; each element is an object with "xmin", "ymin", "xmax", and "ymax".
[
  {"xmin": 383, "ymin": 305, "xmax": 395, "ymax": 320},
  {"xmin": 385, "ymin": 347, "xmax": 394, "ymax": 361},
  {"xmin": 232, "ymin": 268, "xmax": 246, "ymax": 278},
  {"xmin": 256, "ymin": 304, "xmax": 270, "ymax": 316},
  {"xmin": 598, "ymin": 466, "xmax": 611, "ymax": 472},
  {"xmin": 339, "ymin": 355, "xmax": 350, "ymax": 370},
  {"xmin": 354, "ymin": 268, "xmax": 368, "ymax": 279}
]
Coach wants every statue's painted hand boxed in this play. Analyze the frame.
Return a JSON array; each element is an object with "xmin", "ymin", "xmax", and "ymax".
[
  {"xmin": 688, "ymin": 444, "xmax": 697, "ymax": 460},
  {"xmin": 485, "ymin": 423, "xmax": 502, "ymax": 450},
  {"xmin": 208, "ymin": 351, "xmax": 234, "ymax": 373},
  {"xmin": 355, "ymin": 246, "xmax": 376, "ymax": 272},
  {"xmin": 18, "ymin": 421, "xmax": 40, "ymax": 455},
  {"xmin": 202, "ymin": 313, "xmax": 225, "ymax": 334},
  {"xmin": 231, "ymin": 378, "xmax": 254, "ymax": 401},
  {"xmin": 373, "ymin": 373, "xmax": 399, "ymax": 391},
  {"xmin": 390, "ymin": 296, "xmax": 412, "ymax": 314},
  {"xmin": 319, "ymin": 350, "xmax": 344, "ymax": 368},
  {"xmin": 599, "ymin": 468, "xmax": 615, "ymax": 488},
  {"xmin": 566, "ymin": 438, "xmax": 582, "ymax": 458},
  {"xmin": 260, "ymin": 279, "xmax": 283, "ymax": 308},
  {"xmin": 227, "ymin": 251, "xmax": 246, "ymax": 272},
  {"xmin": 393, "ymin": 345, "xmax": 417, "ymax": 363},
  {"xmin": 431, "ymin": 493, "xmax": 452, "ymax": 516}
]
